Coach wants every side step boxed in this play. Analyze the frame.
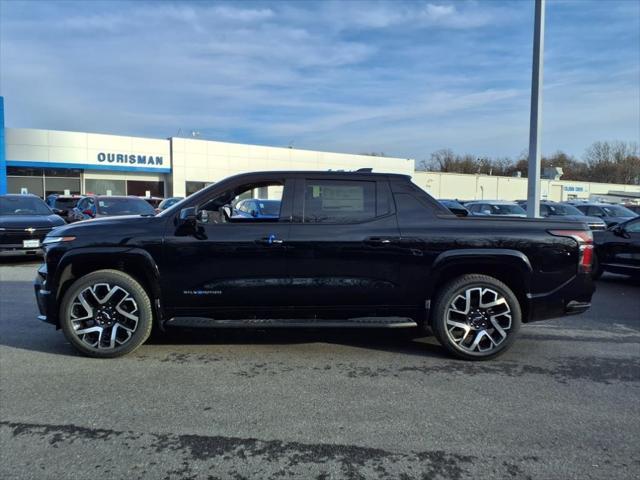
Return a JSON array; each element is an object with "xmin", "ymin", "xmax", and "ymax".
[{"xmin": 165, "ymin": 317, "xmax": 418, "ymax": 329}]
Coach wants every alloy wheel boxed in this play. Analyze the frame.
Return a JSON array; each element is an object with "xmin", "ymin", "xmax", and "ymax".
[
  {"xmin": 69, "ymin": 283, "xmax": 139, "ymax": 350},
  {"xmin": 445, "ymin": 287, "xmax": 512, "ymax": 354}
]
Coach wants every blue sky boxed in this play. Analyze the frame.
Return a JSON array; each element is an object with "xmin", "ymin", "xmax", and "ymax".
[{"xmin": 0, "ymin": 0, "xmax": 638, "ymax": 161}]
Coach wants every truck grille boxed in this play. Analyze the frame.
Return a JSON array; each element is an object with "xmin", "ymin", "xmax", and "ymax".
[{"xmin": 0, "ymin": 227, "xmax": 52, "ymax": 245}]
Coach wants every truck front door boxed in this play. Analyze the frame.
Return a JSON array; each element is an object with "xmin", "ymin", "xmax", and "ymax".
[{"xmin": 162, "ymin": 177, "xmax": 294, "ymax": 317}]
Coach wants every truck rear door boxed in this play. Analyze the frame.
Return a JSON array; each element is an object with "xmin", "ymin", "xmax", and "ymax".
[{"xmin": 285, "ymin": 176, "xmax": 406, "ymax": 317}]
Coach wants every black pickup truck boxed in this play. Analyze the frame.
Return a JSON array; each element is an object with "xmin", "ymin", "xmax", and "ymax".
[{"xmin": 34, "ymin": 171, "xmax": 594, "ymax": 360}]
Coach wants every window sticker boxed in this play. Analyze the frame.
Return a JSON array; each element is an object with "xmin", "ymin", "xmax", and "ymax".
[{"xmin": 321, "ymin": 186, "xmax": 364, "ymax": 211}]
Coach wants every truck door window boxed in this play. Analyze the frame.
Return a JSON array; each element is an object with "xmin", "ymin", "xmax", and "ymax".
[
  {"xmin": 303, "ymin": 180, "xmax": 376, "ymax": 223},
  {"xmin": 199, "ymin": 181, "xmax": 283, "ymax": 223},
  {"xmin": 394, "ymin": 193, "xmax": 434, "ymax": 228}
]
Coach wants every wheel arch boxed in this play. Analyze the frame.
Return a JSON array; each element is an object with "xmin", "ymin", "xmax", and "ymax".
[
  {"xmin": 52, "ymin": 247, "xmax": 163, "ymax": 327},
  {"xmin": 428, "ymin": 249, "xmax": 532, "ymax": 324}
]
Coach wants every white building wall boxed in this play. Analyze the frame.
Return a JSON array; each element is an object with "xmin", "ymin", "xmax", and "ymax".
[
  {"xmin": 412, "ymin": 171, "xmax": 640, "ymax": 202},
  {"xmin": 6, "ymin": 128, "xmax": 170, "ymax": 173},
  {"xmin": 170, "ymin": 137, "xmax": 415, "ymax": 197}
]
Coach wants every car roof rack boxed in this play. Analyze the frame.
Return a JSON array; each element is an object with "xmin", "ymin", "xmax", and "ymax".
[{"xmin": 355, "ymin": 168, "xmax": 373, "ymax": 172}]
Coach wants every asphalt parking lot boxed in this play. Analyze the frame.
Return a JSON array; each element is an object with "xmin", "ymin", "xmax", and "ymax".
[{"xmin": 0, "ymin": 259, "xmax": 639, "ymax": 480}]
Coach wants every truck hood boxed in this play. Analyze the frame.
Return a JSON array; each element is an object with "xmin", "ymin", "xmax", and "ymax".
[
  {"xmin": 0, "ymin": 214, "xmax": 66, "ymax": 229},
  {"xmin": 50, "ymin": 215, "xmax": 158, "ymax": 237}
]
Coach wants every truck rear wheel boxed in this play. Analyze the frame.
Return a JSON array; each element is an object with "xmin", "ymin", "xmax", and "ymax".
[
  {"xmin": 60, "ymin": 269, "xmax": 153, "ymax": 358},
  {"xmin": 431, "ymin": 274, "xmax": 521, "ymax": 360}
]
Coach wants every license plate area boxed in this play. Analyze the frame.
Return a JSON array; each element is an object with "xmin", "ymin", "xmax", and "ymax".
[{"xmin": 23, "ymin": 239, "xmax": 40, "ymax": 248}]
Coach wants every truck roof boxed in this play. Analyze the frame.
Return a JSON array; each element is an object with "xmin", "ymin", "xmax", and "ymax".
[{"xmin": 224, "ymin": 170, "xmax": 412, "ymax": 181}]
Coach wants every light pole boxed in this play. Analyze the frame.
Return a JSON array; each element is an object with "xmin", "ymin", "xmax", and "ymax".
[{"xmin": 527, "ymin": 0, "xmax": 545, "ymax": 218}]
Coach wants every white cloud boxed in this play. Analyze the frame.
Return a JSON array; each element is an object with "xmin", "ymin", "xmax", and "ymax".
[{"xmin": 0, "ymin": 0, "xmax": 637, "ymax": 159}]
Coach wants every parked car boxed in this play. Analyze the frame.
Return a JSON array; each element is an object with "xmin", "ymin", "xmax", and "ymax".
[
  {"xmin": 233, "ymin": 198, "xmax": 281, "ymax": 219},
  {"xmin": 516, "ymin": 200, "xmax": 607, "ymax": 230},
  {"xmin": 623, "ymin": 204, "xmax": 640, "ymax": 215},
  {"xmin": 69, "ymin": 195, "xmax": 157, "ymax": 222},
  {"xmin": 438, "ymin": 199, "xmax": 469, "ymax": 217},
  {"xmin": 592, "ymin": 217, "xmax": 640, "ymax": 279},
  {"xmin": 157, "ymin": 197, "xmax": 184, "ymax": 212},
  {"xmin": 566, "ymin": 202, "xmax": 637, "ymax": 227},
  {"xmin": 45, "ymin": 194, "xmax": 82, "ymax": 223},
  {"xmin": 35, "ymin": 170, "xmax": 594, "ymax": 360},
  {"xmin": 1, "ymin": 194, "xmax": 66, "ymax": 256},
  {"xmin": 465, "ymin": 201, "xmax": 527, "ymax": 217}
]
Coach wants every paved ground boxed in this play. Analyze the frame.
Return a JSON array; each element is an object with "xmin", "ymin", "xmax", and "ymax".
[{"xmin": 0, "ymin": 258, "xmax": 639, "ymax": 480}]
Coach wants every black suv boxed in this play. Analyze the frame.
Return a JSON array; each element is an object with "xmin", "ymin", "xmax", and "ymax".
[{"xmin": 35, "ymin": 171, "xmax": 594, "ymax": 360}]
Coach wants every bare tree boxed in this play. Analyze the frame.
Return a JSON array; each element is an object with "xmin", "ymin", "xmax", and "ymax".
[
  {"xmin": 584, "ymin": 141, "xmax": 640, "ymax": 184},
  {"xmin": 421, "ymin": 142, "xmax": 639, "ymax": 185}
]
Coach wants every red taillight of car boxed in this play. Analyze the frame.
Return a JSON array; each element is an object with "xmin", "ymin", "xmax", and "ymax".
[{"xmin": 549, "ymin": 229, "xmax": 594, "ymax": 273}]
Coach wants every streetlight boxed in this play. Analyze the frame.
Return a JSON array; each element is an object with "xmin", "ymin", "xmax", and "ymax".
[{"xmin": 527, "ymin": 0, "xmax": 546, "ymax": 218}]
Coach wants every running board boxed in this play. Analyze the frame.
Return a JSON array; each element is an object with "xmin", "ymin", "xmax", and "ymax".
[{"xmin": 165, "ymin": 317, "xmax": 418, "ymax": 329}]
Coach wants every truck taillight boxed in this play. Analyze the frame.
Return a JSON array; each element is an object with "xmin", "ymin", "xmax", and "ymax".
[{"xmin": 549, "ymin": 230, "xmax": 594, "ymax": 273}]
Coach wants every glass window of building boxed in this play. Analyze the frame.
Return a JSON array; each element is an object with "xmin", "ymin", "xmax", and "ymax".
[
  {"xmin": 44, "ymin": 177, "xmax": 81, "ymax": 197},
  {"xmin": 126, "ymin": 180, "xmax": 165, "ymax": 197},
  {"xmin": 186, "ymin": 181, "xmax": 213, "ymax": 196},
  {"xmin": 7, "ymin": 177, "xmax": 45, "ymax": 197},
  {"xmin": 85, "ymin": 179, "xmax": 126, "ymax": 196}
]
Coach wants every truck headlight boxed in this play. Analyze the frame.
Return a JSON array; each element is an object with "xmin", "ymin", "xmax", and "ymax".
[{"xmin": 42, "ymin": 236, "xmax": 76, "ymax": 245}]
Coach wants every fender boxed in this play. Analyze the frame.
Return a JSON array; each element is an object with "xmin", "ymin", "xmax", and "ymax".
[
  {"xmin": 50, "ymin": 246, "xmax": 163, "ymax": 326},
  {"xmin": 429, "ymin": 248, "xmax": 533, "ymax": 298},
  {"xmin": 432, "ymin": 248, "xmax": 533, "ymax": 273}
]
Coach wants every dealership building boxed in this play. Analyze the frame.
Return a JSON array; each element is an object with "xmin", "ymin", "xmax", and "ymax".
[
  {"xmin": 1, "ymin": 96, "xmax": 638, "ymax": 202},
  {"xmin": 0, "ymin": 98, "xmax": 414, "ymax": 198}
]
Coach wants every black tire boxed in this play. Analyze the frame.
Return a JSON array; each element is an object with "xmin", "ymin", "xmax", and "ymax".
[
  {"xmin": 592, "ymin": 254, "xmax": 603, "ymax": 280},
  {"xmin": 431, "ymin": 274, "xmax": 522, "ymax": 361},
  {"xmin": 60, "ymin": 269, "xmax": 153, "ymax": 358}
]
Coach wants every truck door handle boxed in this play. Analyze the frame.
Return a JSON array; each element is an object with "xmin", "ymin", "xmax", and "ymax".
[
  {"xmin": 256, "ymin": 234, "xmax": 284, "ymax": 245},
  {"xmin": 364, "ymin": 236, "xmax": 397, "ymax": 245}
]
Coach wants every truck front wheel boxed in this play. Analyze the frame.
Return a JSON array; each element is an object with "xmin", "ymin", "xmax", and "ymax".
[
  {"xmin": 60, "ymin": 269, "xmax": 153, "ymax": 358},
  {"xmin": 431, "ymin": 274, "xmax": 522, "ymax": 360}
]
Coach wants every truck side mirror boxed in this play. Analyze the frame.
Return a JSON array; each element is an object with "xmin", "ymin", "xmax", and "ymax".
[
  {"xmin": 613, "ymin": 225, "xmax": 630, "ymax": 239},
  {"xmin": 179, "ymin": 206, "xmax": 197, "ymax": 225}
]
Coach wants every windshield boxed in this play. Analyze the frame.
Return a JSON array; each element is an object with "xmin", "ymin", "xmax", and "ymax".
[
  {"xmin": 159, "ymin": 197, "xmax": 183, "ymax": 209},
  {"xmin": 546, "ymin": 203, "xmax": 582, "ymax": 216},
  {"xmin": 142, "ymin": 198, "xmax": 163, "ymax": 208},
  {"xmin": 53, "ymin": 198, "xmax": 79, "ymax": 209},
  {"xmin": 0, "ymin": 196, "xmax": 52, "ymax": 215},
  {"xmin": 440, "ymin": 200, "xmax": 466, "ymax": 210},
  {"xmin": 492, "ymin": 204, "xmax": 525, "ymax": 215},
  {"xmin": 157, "ymin": 197, "xmax": 189, "ymax": 216},
  {"xmin": 257, "ymin": 200, "xmax": 281, "ymax": 215},
  {"xmin": 602, "ymin": 205, "xmax": 637, "ymax": 217},
  {"xmin": 96, "ymin": 197, "xmax": 156, "ymax": 216}
]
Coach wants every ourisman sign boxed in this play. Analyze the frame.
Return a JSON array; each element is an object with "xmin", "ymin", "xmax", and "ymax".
[{"xmin": 97, "ymin": 152, "xmax": 164, "ymax": 166}]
